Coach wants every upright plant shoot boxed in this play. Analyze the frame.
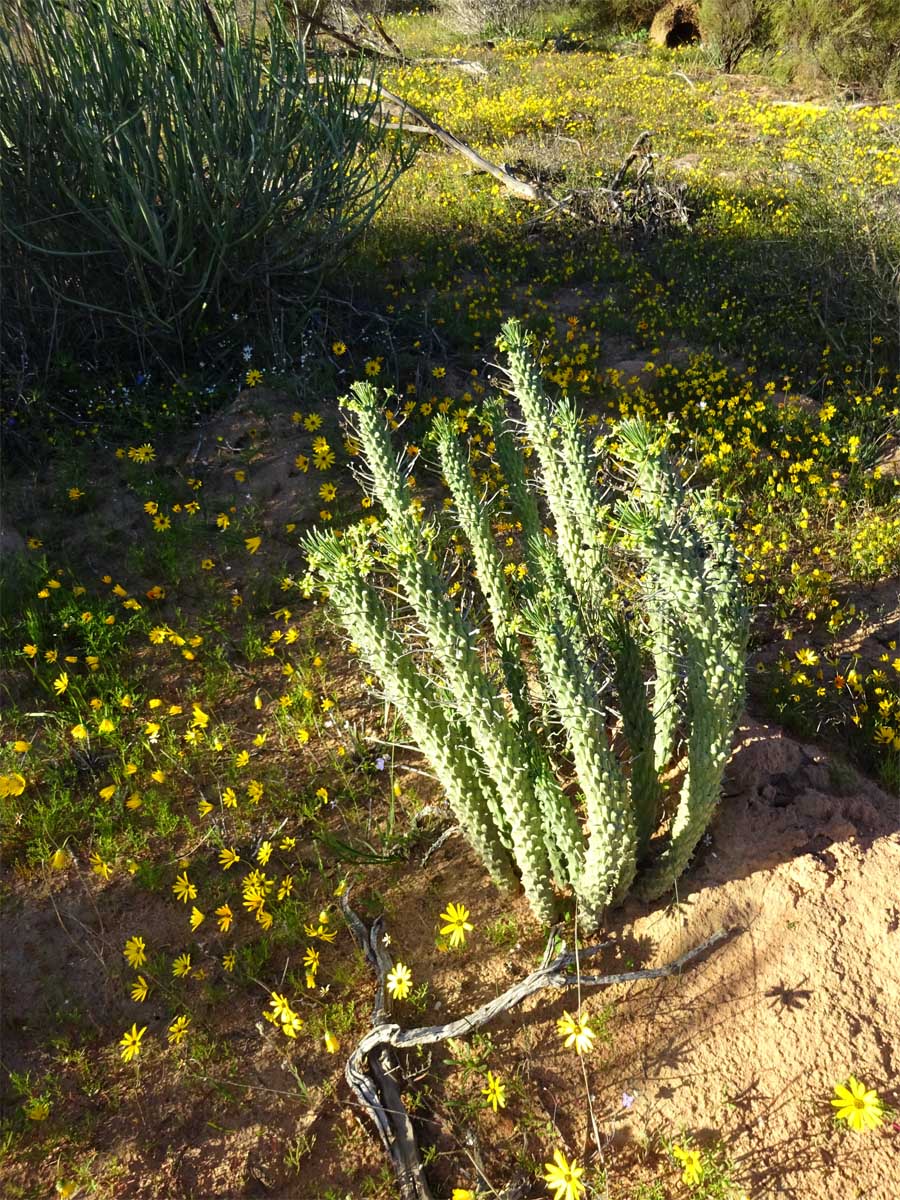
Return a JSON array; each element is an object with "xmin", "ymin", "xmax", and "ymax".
[{"xmin": 303, "ymin": 322, "xmax": 748, "ymax": 923}]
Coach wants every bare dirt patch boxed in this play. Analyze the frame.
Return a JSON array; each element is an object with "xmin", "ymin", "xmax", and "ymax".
[{"xmin": 2, "ymin": 692, "xmax": 898, "ymax": 1199}]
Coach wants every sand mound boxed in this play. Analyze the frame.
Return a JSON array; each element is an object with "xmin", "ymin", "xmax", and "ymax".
[{"xmin": 589, "ymin": 717, "xmax": 900, "ymax": 1196}]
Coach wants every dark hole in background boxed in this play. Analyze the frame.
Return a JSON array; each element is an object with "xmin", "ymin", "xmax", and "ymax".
[{"xmin": 666, "ymin": 19, "xmax": 700, "ymax": 47}]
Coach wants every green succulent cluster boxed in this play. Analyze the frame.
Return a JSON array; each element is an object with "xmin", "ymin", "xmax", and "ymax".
[{"xmin": 303, "ymin": 320, "xmax": 748, "ymax": 924}]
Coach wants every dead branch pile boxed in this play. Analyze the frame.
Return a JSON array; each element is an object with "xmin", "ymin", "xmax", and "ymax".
[{"xmin": 576, "ymin": 130, "xmax": 691, "ymax": 235}]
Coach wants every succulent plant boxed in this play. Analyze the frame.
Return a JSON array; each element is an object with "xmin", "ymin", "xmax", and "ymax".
[{"xmin": 303, "ymin": 321, "xmax": 748, "ymax": 924}]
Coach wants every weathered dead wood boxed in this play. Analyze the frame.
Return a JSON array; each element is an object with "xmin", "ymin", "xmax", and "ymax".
[
  {"xmin": 287, "ymin": 2, "xmax": 547, "ymax": 204},
  {"xmin": 300, "ymin": 9, "xmax": 689, "ymax": 226},
  {"xmin": 340, "ymin": 890, "xmax": 735, "ymax": 1200},
  {"xmin": 284, "ymin": 0, "xmax": 403, "ymax": 59},
  {"xmin": 370, "ymin": 82, "xmax": 552, "ymax": 203},
  {"xmin": 423, "ymin": 57, "xmax": 489, "ymax": 77},
  {"xmin": 285, "ymin": 0, "xmax": 486, "ymax": 74},
  {"xmin": 381, "ymin": 121, "xmax": 439, "ymax": 135},
  {"xmin": 610, "ymin": 129, "xmax": 653, "ymax": 191},
  {"xmin": 344, "ymin": 0, "xmax": 405, "ymax": 58}
]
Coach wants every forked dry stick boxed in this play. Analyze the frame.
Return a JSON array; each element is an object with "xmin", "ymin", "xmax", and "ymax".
[
  {"xmin": 340, "ymin": 891, "xmax": 735, "ymax": 1200},
  {"xmin": 609, "ymin": 129, "xmax": 654, "ymax": 193}
]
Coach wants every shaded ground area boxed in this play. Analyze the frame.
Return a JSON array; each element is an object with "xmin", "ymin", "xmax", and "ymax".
[{"xmin": 2, "ymin": 710, "xmax": 897, "ymax": 1198}]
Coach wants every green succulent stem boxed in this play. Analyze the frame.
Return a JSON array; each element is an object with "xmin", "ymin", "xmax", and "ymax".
[
  {"xmin": 387, "ymin": 529, "xmax": 556, "ymax": 922},
  {"xmin": 531, "ymin": 610, "xmax": 635, "ymax": 920},
  {"xmin": 304, "ymin": 531, "xmax": 516, "ymax": 887},
  {"xmin": 342, "ymin": 382, "xmax": 413, "ymax": 526},
  {"xmin": 501, "ymin": 320, "xmax": 594, "ymax": 604},
  {"xmin": 305, "ymin": 339, "xmax": 747, "ymax": 927},
  {"xmin": 609, "ymin": 616, "xmax": 662, "ymax": 860}
]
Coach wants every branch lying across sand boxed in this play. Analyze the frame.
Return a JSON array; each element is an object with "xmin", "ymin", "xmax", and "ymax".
[{"xmin": 340, "ymin": 891, "xmax": 734, "ymax": 1200}]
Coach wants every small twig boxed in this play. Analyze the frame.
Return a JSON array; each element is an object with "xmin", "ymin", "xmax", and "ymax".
[
  {"xmin": 396, "ymin": 764, "xmax": 439, "ymax": 782},
  {"xmin": 420, "ymin": 825, "xmax": 461, "ymax": 867},
  {"xmin": 48, "ymin": 890, "xmax": 107, "ymax": 971}
]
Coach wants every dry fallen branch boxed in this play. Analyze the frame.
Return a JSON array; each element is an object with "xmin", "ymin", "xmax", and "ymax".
[
  {"xmin": 424, "ymin": 57, "xmax": 489, "ymax": 77},
  {"xmin": 340, "ymin": 890, "xmax": 735, "ymax": 1200},
  {"xmin": 297, "ymin": 7, "xmax": 688, "ymax": 227},
  {"xmin": 370, "ymin": 81, "xmax": 552, "ymax": 203},
  {"xmin": 284, "ymin": 0, "xmax": 403, "ymax": 60},
  {"xmin": 610, "ymin": 128, "xmax": 654, "ymax": 191},
  {"xmin": 289, "ymin": 2, "xmax": 541, "ymax": 203},
  {"xmin": 286, "ymin": 0, "xmax": 487, "ymax": 74},
  {"xmin": 585, "ymin": 129, "xmax": 690, "ymax": 235}
]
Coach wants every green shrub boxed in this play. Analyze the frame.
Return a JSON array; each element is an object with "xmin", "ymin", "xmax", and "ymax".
[
  {"xmin": 605, "ymin": 0, "xmax": 660, "ymax": 28},
  {"xmin": 0, "ymin": 0, "xmax": 415, "ymax": 374},
  {"xmin": 781, "ymin": 115, "xmax": 900, "ymax": 353},
  {"xmin": 303, "ymin": 322, "xmax": 748, "ymax": 924},
  {"xmin": 699, "ymin": 0, "xmax": 768, "ymax": 72},
  {"xmin": 768, "ymin": 0, "xmax": 900, "ymax": 95},
  {"xmin": 577, "ymin": 0, "xmax": 659, "ymax": 34}
]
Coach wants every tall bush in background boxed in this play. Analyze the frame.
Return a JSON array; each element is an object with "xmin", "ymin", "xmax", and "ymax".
[
  {"xmin": 785, "ymin": 115, "xmax": 900, "ymax": 357},
  {"xmin": 438, "ymin": 0, "xmax": 546, "ymax": 38},
  {"xmin": 582, "ymin": 0, "xmax": 659, "ymax": 30},
  {"xmin": 699, "ymin": 0, "xmax": 768, "ymax": 72},
  {"xmin": 0, "ymin": 0, "xmax": 415, "ymax": 375},
  {"xmin": 304, "ymin": 322, "xmax": 748, "ymax": 924},
  {"xmin": 768, "ymin": 0, "xmax": 900, "ymax": 95}
]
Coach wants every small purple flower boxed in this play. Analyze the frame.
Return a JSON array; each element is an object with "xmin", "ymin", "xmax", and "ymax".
[
  {"xmin": 375, "ymin": 756, "xmax": 385, "ymax": 771},
  {"xmin": 621, "ymin": 1092, "xmax": 635, "ymax": 1110}
]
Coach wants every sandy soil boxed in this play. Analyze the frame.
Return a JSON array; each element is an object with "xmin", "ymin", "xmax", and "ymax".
[{"xmin": 593, "ymin": 717, "xmax": 900, "ymax": 1198}]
